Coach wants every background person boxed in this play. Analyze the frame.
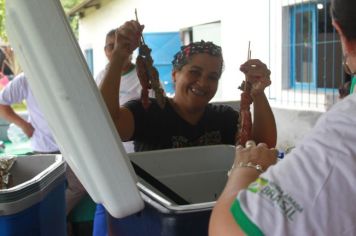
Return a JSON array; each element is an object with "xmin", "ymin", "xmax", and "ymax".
[
  {"xmin": 0, "ymin": 73, "xmax": 88, "ymax": 235},
  {"xmin": 95, "ymin": 28, "xmax": 155, "ymax": 153},
  {"xmin": 209, "ymin": 0, "xmax": 356, "ymax": 234}
]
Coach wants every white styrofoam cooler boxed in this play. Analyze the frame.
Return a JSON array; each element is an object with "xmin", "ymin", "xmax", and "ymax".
[
  {"xmin": 106, "ymin": 145, "xmax": 236, "ymax": 236},
  {"xmin": 130, "ymin": 145, "xmax": 236, "ymax": 210}
]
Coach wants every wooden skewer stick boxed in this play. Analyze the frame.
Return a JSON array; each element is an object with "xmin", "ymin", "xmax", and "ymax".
[
  {"xmin": 244, "ymin": 41, "xmax": 251, "ymax": 91},
  {"xmin": 134, "ymin": 8, "xmax": 145, "ymax": 45}
]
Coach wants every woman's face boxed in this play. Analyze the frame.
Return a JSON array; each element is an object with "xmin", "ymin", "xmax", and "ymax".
[
  {"xmin": 172, "ymin": 53, "xmax": 222, "ymax": 111},
  {"xmin": 105, "ymin": 35, "xmax": 132, "ymax": 71},
  {"xmin": 104, "ymin": 35, "xmax": 115, "ymax": 61}
]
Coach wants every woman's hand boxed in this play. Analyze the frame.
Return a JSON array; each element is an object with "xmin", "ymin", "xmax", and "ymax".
[
  {"xmin": 240, "ymin": 59, "xmax": 271, "ymax": 98},
  {"xmin": 112, "ymin": 20, "xmax": 144, "ymax": 62},
  {"xmin": 233, "ymin": 140, "xmax": 277, "ymax": 173},
  {"xmin": 210, "ymin": 141, "xmax": 277, "ymax": 236}
]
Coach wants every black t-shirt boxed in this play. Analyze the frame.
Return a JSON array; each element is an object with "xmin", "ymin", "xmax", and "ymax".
[{"xmin": 124, "ymin": 98, "xmax": 238, "ymax": 152}]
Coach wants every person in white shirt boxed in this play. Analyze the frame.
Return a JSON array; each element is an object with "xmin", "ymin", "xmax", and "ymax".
[
  {"xmin": 0, "ymin": 73, "xmax": 86, "ymax": 215},
  {"xmin": 95, "ymin": 29, "xmax": 154, "ymax": 153},
  {"xmin": 0, "ymin": 73, "xmax": 57, "ymax": 152},
  {"xmin": 209, "ymin": 0, "xmax": 356, "ymax": 234}
]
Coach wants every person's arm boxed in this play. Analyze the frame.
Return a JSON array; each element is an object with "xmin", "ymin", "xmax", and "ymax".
[
  {"xmin": 252, "ymin": 92, "xmax": 276, "ymax": 148},
  {"xmin": 240, "ymin": 59, "xmax": 277, "ymax": 148},
  {"xmin": 209, "ymin": 168, "xmax": 259, "ymax": 236},
  {"xmin": 209, "ymin": 143, "xmax": 277, "ymax": 236},
  {"xmin": 99, "ymin": 20, "xmax": 143, "ymax": 141},
  {"xmin": 0, "ymin": 104, "xmax": 34, "ymax": 137}
]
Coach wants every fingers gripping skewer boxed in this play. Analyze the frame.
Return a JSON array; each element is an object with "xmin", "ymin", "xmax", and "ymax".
[{"xmin": 135, "ymin": 9, "xmax": 166, "ymax": 109}]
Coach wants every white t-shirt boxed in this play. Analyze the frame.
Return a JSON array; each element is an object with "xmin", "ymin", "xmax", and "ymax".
[
  {"xmin": 96, "ymin": 65, "xmax": 154, "ymax": 153},
  {"xmin": 95, "ymin": 65, "xmax": 145, "ymax": 105},
  {"xmin": 0, "ymin": 73, "xmax": 59, "ymax": 152},
  {"xmin": 231, "ymin": 93, "xmax": 356, "ymax": 235}
]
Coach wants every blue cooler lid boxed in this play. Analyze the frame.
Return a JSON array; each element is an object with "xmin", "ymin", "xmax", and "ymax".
[{"xmin": 6, "ymin": 0, "xmax": 144, "ymax": 218}]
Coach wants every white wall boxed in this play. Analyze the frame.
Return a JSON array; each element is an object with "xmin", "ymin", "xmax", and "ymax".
[
  {"xmin": 212, "ymin": 101, "xmax": 323, "ymax": 151},
  {"xmin": 272, "ymin": 107, "xmax": 322, "ymax": 150},
  {"xmin": 78, "ymin": 0, "xmax": 274, "ymax": 102},
  {"xmin": 75, "ymin": 0, "xmax": 326, "ymax": 150}
]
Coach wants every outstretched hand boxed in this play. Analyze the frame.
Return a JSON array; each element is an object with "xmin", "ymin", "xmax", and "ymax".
[
  {"xmin": 112, "ymin": 20, "xmax": 144, "ymax": 61},
  {"xmin": 240, "ymin": 59, "xmax": 271, "ymax": 97}
]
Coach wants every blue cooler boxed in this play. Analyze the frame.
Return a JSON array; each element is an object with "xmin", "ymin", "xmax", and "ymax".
[
  {"xmin": 0, "ymin": 154, "xmax": 66, "ymax": 236},
  {"xmin": 106, "ymin": 145, "xmax": 235, "ymax": 236}
]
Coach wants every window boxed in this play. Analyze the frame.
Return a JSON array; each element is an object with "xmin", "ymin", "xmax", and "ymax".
[
  {"xmin": 84, "ymin": 48, "xmax": 93, "ymax": 75},
  {"xmin": 142, "ymin": 32, "xmax": 181, "ymax": 96},
  {"xmin": 181, "ymin": 21, "xmax": 221, "ymax": 46},
  {"xmin": 290, "ymin": 3, "xmax": 317, "ymax": 89},
  {"xmin": 289, "ymin": 1, "xmax": 346, "ymax": 91}
]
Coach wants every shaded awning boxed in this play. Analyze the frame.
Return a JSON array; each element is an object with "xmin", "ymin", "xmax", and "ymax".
[{"xmin": 67, "ymin": 0, "xmax": 101, "ymax": 17}]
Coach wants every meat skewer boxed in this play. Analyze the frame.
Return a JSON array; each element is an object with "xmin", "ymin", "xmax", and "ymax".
[
  {"xmin": 236, "ymin": 41, "xmax": 253, "ymax": 146},
  {"xmin": 135, "ymin": 9, "xmax": 166, "ymax": 109}
]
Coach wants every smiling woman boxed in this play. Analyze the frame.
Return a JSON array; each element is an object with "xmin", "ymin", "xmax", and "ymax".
[
  {"xmin": 99, "ymin": 20, "xmax": 277, "ymax": 152},
  {"xmin": 95, "ymin": 19, "xmax": 277, "ymax": 235}
]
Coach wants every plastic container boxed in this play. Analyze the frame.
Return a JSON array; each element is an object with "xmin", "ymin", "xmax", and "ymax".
[
  {"xmin": 107, "ymin": 145, "xmax": 235, "ymax": 236},
  {"xmin": 0, "ymin": 154, "xmax": 66, "ymax": 236},
  {"xmin": 7, "ymin": 123, "xmax": 28, "ymax": 145}
]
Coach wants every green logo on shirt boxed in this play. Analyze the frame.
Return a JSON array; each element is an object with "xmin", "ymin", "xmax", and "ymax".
[
  {"xmin": 248, "ymin": 177, "xmax": 268, "ymax": 193},
  {"xmin": 247, "ymin": 177, "xmax": 303, "ymax": 221}
]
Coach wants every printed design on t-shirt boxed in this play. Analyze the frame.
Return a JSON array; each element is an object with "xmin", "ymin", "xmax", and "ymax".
[
  {"xmin": 171, "ymin": 131, "xmax": 221, "ymax": 148},
  {"xmin": 247, "ymin": 177, "xmax": 303, "ymax": 221},
  {"xmin": 248, "ymin": 177, "xmax": 268, "ymax": 193}
]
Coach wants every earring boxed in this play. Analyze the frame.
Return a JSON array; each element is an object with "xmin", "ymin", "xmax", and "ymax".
[
  {"xmin": 343, "ymin": 55, "xmax": 351, "ymax": 75},
  {"xmin": 343, "ymin": 53, "xmax": 355, "ymax": 76}
]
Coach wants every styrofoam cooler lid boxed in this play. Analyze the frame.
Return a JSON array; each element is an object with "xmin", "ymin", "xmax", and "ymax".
[{"xmin": 5, "ymin": 0, "xmax": 144, "ymax": 218}]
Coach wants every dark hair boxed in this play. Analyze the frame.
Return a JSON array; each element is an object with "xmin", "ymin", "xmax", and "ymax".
[
  {"xmin": 104, "ymin": 29, "xmax": 116, "ymax": 50},
  {"xmin": 106, "ymin": 29, "xmax": 116, "ymax": 39},
  {"xmin": 331, "ymin": 0, "xmax": 356, "ymax": 40},
  {"xmin": 172, "ymin": 40, "xmax": 224, "ymax": 77}
]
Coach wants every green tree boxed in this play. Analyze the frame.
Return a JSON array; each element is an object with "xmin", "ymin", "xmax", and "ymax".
[
  {"xmin": 61, "ymin": 0, "xmax": 83, "ymax": 39},
  {"xmin": 0, "ymin": 0, "xmax": 6, "ymax": 42}
]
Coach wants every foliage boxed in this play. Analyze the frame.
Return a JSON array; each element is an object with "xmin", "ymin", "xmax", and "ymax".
[
  {"xmin": 61, "ymin": 0, "xmax": 83, "ymax": 39},
  {"xmin": 11, "ymin": 102, "xmax": 27, "ymax": 112},
  {"xmin": 0, "ymin": 0, "xmax": 6, "ymax": 43},
  {"xmin": 0, "ymin": 0, "xmax": 83, "ymax": 43}
]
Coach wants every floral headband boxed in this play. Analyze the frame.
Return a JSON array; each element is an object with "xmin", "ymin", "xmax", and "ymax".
[{"xmin": 172, "ymin": 40, "xmax": 223, "ymax": 74}]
